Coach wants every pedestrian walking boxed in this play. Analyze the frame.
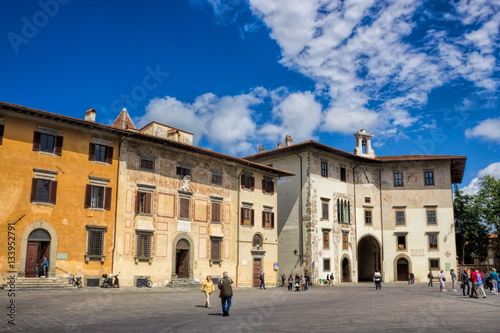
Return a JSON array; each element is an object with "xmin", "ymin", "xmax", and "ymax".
[
  {"xmin": 300, "ymin": 276, "xmax": 306, "ymax": 291},
  {"xmin": 438, "ymin": 270, "xmax": 446, "ymax": 292},
  {"xmin": 305, "ymin": 273, "xmax": 310, "ymax": 290},
  {"xmin": 281, "ymin": 274, "xmax": 286, "ymax": 287},
  {"xmin": 326, "ymin": 273, "xmax": 330, "ymax": 286},
  {"xmin": 475, "ymin": 269, "xmax": 487, "ymax": 298},
  {"xmin": 41, "ymin": 256, "xmax": 49, "ymax": 277},
  {"xmin": 427, "ymin": 270, "xmax": 433, "ymax": 287},
  {"xmin": 470, "ymin": 268, "xmax": 478, "ymax": 298},
  {"xmin": 259, "ymin": 272, "xmax": 266, "ymax": 289},
  {"xmin": 408, "ymin": 272, "xmax": 415, "ymax": 284},
  {"xmin": 287, "ymin": 275, "xmax": 294, "ymax": 291},
  {"xmin": 489, "ymin": 268, "xmax": 498, "ymax": 295},
  {"xmin": 329, "ymin": 273, "xmax": 334, "ymax": 286},
  {"xmin": 450, "ymin": 269, "xmax": 457, "ymax": 291},
  {"xmin": 461, "ymin": 268, "xmax": 470, "ymax": 296},
  {"xmin": 218, "ymin": 271, "xmax": 233, "ymax": 316},
  {"xmin": 200, "ymin": 275, "xmax": 214, "ymax": 308},
  {"xmin": 373, "ymin": 270, "xmax": 382, "ymax": 290}
]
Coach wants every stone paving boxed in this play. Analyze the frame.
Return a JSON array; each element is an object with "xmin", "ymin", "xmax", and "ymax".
[{"xmin": 1, "ymin": 282, "xmax": 499, "ymax": 332}]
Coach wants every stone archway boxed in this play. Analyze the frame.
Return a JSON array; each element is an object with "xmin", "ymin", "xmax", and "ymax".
[
  {"xmin": 19, "ymin": 220, "xmax": 57, "ymax": 278},
  {"xmin": 25, "ymin": 229, "xmax": 51, "ymax": 277},
  {"xmin": 357, "ymin": 235, "xmax": 382, "ymax": 281},
  {"xmin": 393, "ymin": 254, "xmax": 412, "ymax": 282}
]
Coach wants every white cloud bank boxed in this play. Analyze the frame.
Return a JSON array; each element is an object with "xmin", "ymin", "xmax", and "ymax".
[
  {"xmin": 137, "ymin": 0, "xmax": 498, "ymax": 155},
  {"xmin": 465, "ymin": 118, "xmax": 500, "ymax": 142},
  {"xmin": 461, "ymin": 162, "xmax": 500, "ymax": 195}
]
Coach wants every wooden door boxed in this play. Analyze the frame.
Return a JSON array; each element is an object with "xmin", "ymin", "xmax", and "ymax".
[
  {"xmin": 253, "ymin": 259, "xmax": 261, "ymax": 287},
  {"xmin": 176, "ymin": 249, "xmax": 189, "ymax": 278},
  {"xmin": 25, "ymin": 242, "xmax": 39, "ymax": 277},
  {"xmin": 397, "ymin": 259, "xmax": 409, "ymax": 281}
]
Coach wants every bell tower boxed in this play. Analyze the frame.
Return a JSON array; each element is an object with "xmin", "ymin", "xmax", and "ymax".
[{"xmin": 354, "ymin": 129, "xmax": 375, "ymax": 157}]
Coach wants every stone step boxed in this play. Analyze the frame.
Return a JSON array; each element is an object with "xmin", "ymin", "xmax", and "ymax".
[
  {"xmin": 169, "ymin": 278, "xmax": 201, "ymax": 289},
  {"xmin": 1, "ymin": 277, "xmax": 76, "ymax": 289}
]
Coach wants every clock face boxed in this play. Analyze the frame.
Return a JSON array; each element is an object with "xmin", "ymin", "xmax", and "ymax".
[{"xmin": 361, "ymin": 170, "xmax": 373, "ymax": 186}]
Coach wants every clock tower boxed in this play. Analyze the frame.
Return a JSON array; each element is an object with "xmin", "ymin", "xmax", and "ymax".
[{"xmin": 354, "ymin": 129, "xmax": 376, "ymax": 158}]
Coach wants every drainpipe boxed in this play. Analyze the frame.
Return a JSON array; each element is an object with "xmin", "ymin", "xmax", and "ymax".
[
  {"xmin": 378, "ymin": 169, "xmax": 384, "ymax": 274},
  {"xmin": 293, "ymin": 152, "xmax": 303, "ymax": 267},
  {"xmin": 236, "ymin": 162, "xmax": 250, "ymax": 287},
  {"xmin": 351, "ymin": 162, "xmax": 362, "ymax": 282}
]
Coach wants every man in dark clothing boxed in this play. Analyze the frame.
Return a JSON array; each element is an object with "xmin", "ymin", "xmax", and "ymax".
[
  {"xmin": 427, "ymin": 270, "xmax": 433, "ymax": 287},
  {"xmin": 218, "ymin": 271, "xmax": 233, "ymax": 316},
  {"xmin": 461, "ymin": 269, "xmax": 470, "ymax": 296},
  {"xmin": 281, "ymin": 274, "xmax": 286, "ymax": 287},
  {"xmin": 305, "ymin": 273, "xmax": 310, "ymax": 290},
  {"xmin": 260, "ymin": 273, "xmax": 266, "ymax": 289}
]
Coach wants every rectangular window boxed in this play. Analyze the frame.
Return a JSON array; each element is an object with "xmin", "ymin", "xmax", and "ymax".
[
  {"xmin": 397, "ymin": 235, "xmax": 406, "ymax": 250},
  {"xmin": 241, "ymin": 173, "xmax": 255, "ymax": 190},
  {"xmin": 33, "ymin": 131, "xmax": 63, "ymax": 155},
  {"xmin": 85, "ymin": 185, "xmax": 112, "ymax": 210},
  {"xmin": 342, "ymin": 233, "xmax": 348, "ymax": 250},
  {"xmin": 365, "ymin": 210, "xmax": 372, "ymax": 225},
  {"xmin": 176, "ymin": 166, "xmax": 191, "ymax": 177},
  {"xmin": 0, "ymin": 124, "xmax": 4, "ymax": 145},
  {"xmin": 241, "ymin": 207, "xmax": 254, "ymax": 226},
  {"xmin": 211, "ymin": 173, "xmax": 222, "ymax": 185},
  {"xmin": 429, "ymin": 258, "xmax": 440, "ymax": 270},
  {"xmin": 323, "ymin": 258, "xmax": 330, "ymax": 271},
  {"xmin": 340, "ymin": 166, "xmax": 346, "ymax": 182},
  {"xmin": 395, "ymin": 210, "xmax": 405, "ymax": 225},
  {"xmin": 321, "ymin": 200, "xmax": 329, "ymax": 220},
  {"xmin": 140, "ymin": 158, "xmax": 154, "ymax": 171},
  {"xmin": 136, "ymin": 232, "xmax": 152, "ymax": 258},
  {"xmin": 136, "ymin": 191, "xmax": 152, "ymax": 215},
  {"xmin": 394, "ymin": 172, "xmax": 403, "ymax": 186},
  {"xmin": 424, "ymin": 171, "xmax": 434, "ymax": 185},
  {"xmin": 179, "ymin": 197, "xmax": 190, "ymax": 219},
  {"xmin": 323, "ymin": 231, "xmax": 330, "ymax": 249},
  {"xmin": 262, "ymin": 177, "xmax": 275, "ymax": 194},
  {"xmin": 365, "ymin": 197, "xmax": 371, "ymax": 203},
  {"xmin": 211, "ymin": 202, "xmax": 221, "ymax": 223},
  {"xmin": 428, "ymin": 234, "xmax": 438, "ymax": 250},
  {"xmin": 210, "ymin": 237, "xmax": 222, "ymax": 260},
  {"xmin": 262, "ymin": 210, "xmax": 275, "ymax": 228},
  {"xmin": 426, "ymin": 208, "xmax": 437, "ymax": 224},
  {"xmin": 30, "ymin": 178, "xmax": 57, "ymax": 204},
  {"xmin": 89, "ymin": 143, "xmax": 113, "ymax": 163},
  {"xmin": 86, "ymin": 227, "xmax": 106, "ymax": 260},
  {"xmin": 321, "ymin": 161, "xmax": 328, "ymax": 177}
]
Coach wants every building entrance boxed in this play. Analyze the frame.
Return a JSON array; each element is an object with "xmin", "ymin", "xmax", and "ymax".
[
  {"xmin": 397, "ymin": 258, "xmax": 409, "ymax": 281},
  {"xmin": 25, "ymin": 229, "xmax": 51, "ymax": 277},
  {"xmin": 357, "ymin": 236, "xmax": 381, "ymax": 281},
  {"xmin": 342, "ymin": 258, "xmax": 351, "ymax": 282},
  {"xmin": 175, "ymin": 239, "xmax": 190, "ymax": 278},
  {"xmin": 253, "ymin": 258, "xmax": 261, "ymax": 287}
]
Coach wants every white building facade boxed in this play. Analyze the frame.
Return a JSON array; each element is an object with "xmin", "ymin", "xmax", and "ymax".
[{"xmin": 245, "ymin": 131, "xmax": 466, "ymax": 284}]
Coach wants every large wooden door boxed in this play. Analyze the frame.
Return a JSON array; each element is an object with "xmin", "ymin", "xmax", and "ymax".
[
  {"xmin": 25, "ymin": 242, "xmax": 39, "ymax": 277},
  {"xmin": 397, "ymin": 258, "xmax": 409, "ymax": 281},
  {"xmin": 176, "ymin": 250, "xmax": 189, "ymax": 277},
  {"xmin": 253, "ymin": 259, "xmax": 261, "ymax": 287}
]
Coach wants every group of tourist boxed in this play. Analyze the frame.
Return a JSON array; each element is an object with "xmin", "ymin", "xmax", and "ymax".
[
  {"xmin": 284, "ymin": 273, "xmax": 310, "ymax": 291},
  {"xmin": 425, "ymin": 267, "xmax": 499, "ymax": 297}
]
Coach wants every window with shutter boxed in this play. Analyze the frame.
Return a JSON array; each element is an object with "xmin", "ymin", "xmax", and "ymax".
[
  {"xmin": 179, "ymin": 197, "xmax": 190, "ymax": 219},
  {"xmin": 323, "ymin": 231, "xmax": 329, "ymax": 249},
  {"xmin": 31, "ymin": 178, "xmax": 57, "ymax": 204},
  {"xmin": 89, "ymin": 143, "xmax": 113, "ymax": 164},
  {"xmin": 85, "ymin": 184, "xmax": 112, "ymax": 210},
  {"xmin": 262, "ymin": 211, "xmax": 274, "ymax": 228},
  {"xmin": 262, "ymin": 177, "xmax": 274, "ymax": 194},
  {"xmin": 136, "ymin": 192, "xmax": 152, "ymax": 215},
  {"xmin": 136, "ymin": 232, "xmax": 153, "ymax": 258},
  {"xmin": 241, "ymin": 173, "xmax": 255, "ymax": 190},
  {"xmin": 210, "ymin": 237, "xmax": 222, "ymax": 260},
  {"xmin": 211, "ymin": 202, "xmax": 221, "ymax": 223}
]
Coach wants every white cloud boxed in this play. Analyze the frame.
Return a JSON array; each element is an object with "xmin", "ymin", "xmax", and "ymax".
[
  {"xmin": 461, "ymin": 162, "xmax": 500, "ymax": 195},
  {"xmin": 465, "ymin": 118, "xmax": 500, "ymax": 142}
]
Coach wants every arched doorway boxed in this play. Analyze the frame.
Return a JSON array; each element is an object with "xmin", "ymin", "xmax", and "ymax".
[
  {"xmin": 175, "ymin": 239, "xmax": 190, "ymax": 278},
  {"xmin": 341, "ymin": 257, "xmax": 351, "ymax": 282},
  {"xmin": 357, "ymin": 236, "xmax": 381, "ymax": 281},
  {"xmin": 25, "ymin": 229, "xmax": 51, "ymax": 277},
  {"xmin": 397, "ymin": 258, "xmax": 409, "ymax": 281}
]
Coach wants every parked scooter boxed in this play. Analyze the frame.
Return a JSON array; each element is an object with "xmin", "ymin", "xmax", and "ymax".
[{"xmin": 100, "ymin": 273, "xmax": 120, "ymax": 288}]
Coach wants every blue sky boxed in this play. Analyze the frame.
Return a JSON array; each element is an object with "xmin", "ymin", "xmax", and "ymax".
[{"xmin": 1, "ymin": 0, "xmax": 498, "ymax": 192}]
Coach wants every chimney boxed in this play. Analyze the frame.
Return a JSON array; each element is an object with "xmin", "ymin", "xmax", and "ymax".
[
  {"xmin": 277, "ymin": 142, "xmax": 283, "ymax": 148},
  {"xmin": 285, "ymin": 135, "xmax": 293, "ymax": 146},
  {"xmin": 259, "ymin": 145, "xmax": 265, "ymax": 153},
  {"xmin": 85, "ymin": 108, "xmax": 96, "ymax": 122}
]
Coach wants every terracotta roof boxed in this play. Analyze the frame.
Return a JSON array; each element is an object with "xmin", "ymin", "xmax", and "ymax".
[
  {"xmin": 0, "ymin": 101, "xmax": 293, "ymax": 177},
  {"xmin": 111, "ymin": 108, "xmax": 136, "ymax": 130},
  {"xmin": 244, "ymin": 140, "xmax": 466, "ymax": 184}
]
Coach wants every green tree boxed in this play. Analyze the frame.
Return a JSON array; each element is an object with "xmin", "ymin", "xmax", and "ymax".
[
  {"xmin": 453, "ymin": 186, "xmax": 488, "ymax": 263},
  {"xmin": 476, "ymin": 175, "xmax": 500, "ymax": 256}
]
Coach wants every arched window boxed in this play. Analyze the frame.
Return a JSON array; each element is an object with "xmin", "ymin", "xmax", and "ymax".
[{"xmin": 252, "ymin": 234, "xmax": 263, "ymax": 249}]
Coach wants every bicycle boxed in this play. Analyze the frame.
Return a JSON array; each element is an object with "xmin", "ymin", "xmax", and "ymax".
[
  {"xmin": 68, "ymin": 274, "xmax": 83, "ymax": 289},
  {"xmin": 137, "ymin": 277, "xmax": 153, "ymax": 288}
]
